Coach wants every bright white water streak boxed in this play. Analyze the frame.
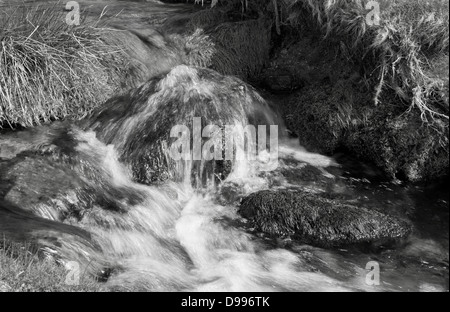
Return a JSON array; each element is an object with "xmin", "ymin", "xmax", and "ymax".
[
  {"xmin": 69, "ymin": 129, "xmax": 448, "ymax": 292},
  {"xmin": 68, "ymin": 128, "xmax": 359, "ymax": 291}
]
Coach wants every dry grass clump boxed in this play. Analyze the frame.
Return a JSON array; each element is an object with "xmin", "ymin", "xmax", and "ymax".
[
  {"xmin": 183, "ymin": 28, "xmax": 216, "ymax": 68},
  {"xmin": 0, "ymin": 3, "xmax": 127, "ymax": 129}
]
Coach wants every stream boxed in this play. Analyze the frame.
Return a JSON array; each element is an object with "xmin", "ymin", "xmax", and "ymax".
[{"xmin": 0, "ymin": 0, "xmax": 448, "ymax": 292}]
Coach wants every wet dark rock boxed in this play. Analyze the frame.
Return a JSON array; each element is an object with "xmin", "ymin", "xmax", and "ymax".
[
  {"xmin": 285, "ymin": 77, "xmax": 449, "ymax": 183},
  {"xmin": 270, "ymin": 33, "xmax": 448, "ymax": 182},
  {"xmin": 285, "ymin": 85, "xmax": 449, "ymax": 181},
  {"xmin": 85, "ymin": 65, "xmax": 275, "ymax": 186},
  {"xmin": 262, "ymin": 37, "xmax": 336, "ymax": 93},
  {"xmin": 0, "ymin": 151, "xmax": 143, "ymax": 223},
  {"xmin": 262, "ymin": 67, "xmax": 304, "ymax": 92},
  {"xmin": 283, "ymin": 78, "xmax": 369, "ymax": 155},
  {"xmin": 239, "ymin": 190, "xmax": 412, "ymax": 248},
  {"xmin": 344, "ymin": 111, "xmax": 449, "ymax": 182},
  {"xmin": 280, "ymin": 162, "xmax": 332, "ymax": 184},
  {"xmin": 0, "ymin": 126, "xmax": 147, "ymax": 225},
  {"xmin": 0, "ymin": 154, "xmax": 93, "ymax": 221}
]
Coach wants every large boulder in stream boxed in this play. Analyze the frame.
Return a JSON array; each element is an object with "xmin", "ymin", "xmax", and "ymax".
[
  {"xmin": 85, "ymin": 65, "xmax": 276, "ymax": 186},
  {"xmin": 239, "ymin": 190, "xmax": 412, "ymax": 248}
]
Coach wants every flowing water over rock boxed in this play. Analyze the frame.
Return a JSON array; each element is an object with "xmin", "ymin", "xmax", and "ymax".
[{"xmin": 0, "ymin": 65, "xmax": 448, "ymax": 292}]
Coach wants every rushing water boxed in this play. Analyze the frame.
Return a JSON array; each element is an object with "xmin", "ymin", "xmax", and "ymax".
[
  {"xmin": 73, "ymin": 129, "xmax": 448, "ymax": 292},
  {"xmin": 0, "ymin": 65, "xmax": 448, "ymax": 292},
  {"xmin": 2, "ymin": 124, "xmax": 447, "ymax": 292}
]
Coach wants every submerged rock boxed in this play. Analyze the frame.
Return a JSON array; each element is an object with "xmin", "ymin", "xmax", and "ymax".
[
  {"xmin": 0, "ymin": 155, "xmax": 90, "ymax": 220},
  {"xmin": 0, "ymin": 123, "xmax": 150, "ymax": 231},
  {"xmin": 0, "ymin": 139, "xmax": 145, "ymax": 223},
  {"xmin": 239, "ymin": 190, "xmax": 411, "ymax": 248}
]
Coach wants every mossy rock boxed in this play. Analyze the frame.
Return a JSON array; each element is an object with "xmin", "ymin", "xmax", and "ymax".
[
  {"xmin": 85, "ymin": 65, "xmax": 275, "ymax": 186},
  {"xmin": 283, "ymin": 79, "xmax": 371, "ymax": 154},
  {"xmin": 283, "ymin": 80, "xmax": 448, "ymax": 181},
  {"xmin": 239, "ymin": 190, "xmax": 412, "ymax": 248},
  {"xmin": 345, "ymin": 109, "xmax": 449, "ymax": 182}
]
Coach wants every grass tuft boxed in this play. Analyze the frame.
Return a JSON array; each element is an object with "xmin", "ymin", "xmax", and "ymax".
[{"xmin": 0, "ymin": 239, "xmax": 102, "ymax": 292}]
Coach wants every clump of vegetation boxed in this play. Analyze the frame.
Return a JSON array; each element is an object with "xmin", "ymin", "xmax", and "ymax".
[
  {"xmin": 279, "ymin": 0, "xmax": 449, "ymax": 129},
  {"xmin": 0, "ymin": 3, "xmax": 128, "ymax": 129},
  {"xmin": 0, "ymin": 240, "xmax": 102, "ymax": 292},
  {"xmin": 183, "ymin": 29, "xmax": 216, "ymax": 68}
]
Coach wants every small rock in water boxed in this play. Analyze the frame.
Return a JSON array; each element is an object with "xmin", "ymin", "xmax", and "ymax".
[{"xmin": 239, "ymin": 189, "xmax": 412, "ymax": 248}]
